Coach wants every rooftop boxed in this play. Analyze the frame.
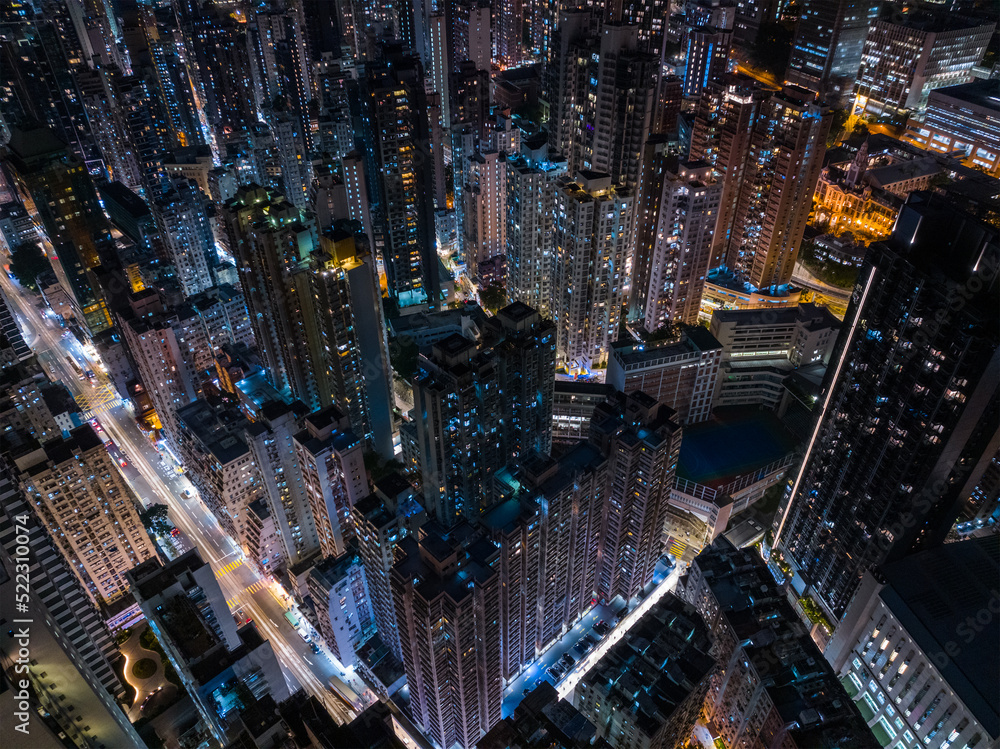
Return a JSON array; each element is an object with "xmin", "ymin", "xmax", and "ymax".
[
  {"xmin": 677, "ymin": 408, "xmax": 799, "ymax": 487},
  {"xmin": 576, "ymin": 593, "xmax": 715, "ymax": 741},
  {"xmin": 928, "ymin": 78, "xmax": 1000, "ymax": 112},
  {"xmin": 879, "ymin": 536, "xmax": 999, "ymax": 737}
]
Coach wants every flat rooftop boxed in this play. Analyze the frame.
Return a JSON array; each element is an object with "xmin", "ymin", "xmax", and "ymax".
[
  {"xmin": 929, "ymin": 78, "xmax": 1000, "ymax": 112},
  {"xmin": 677, "ymin": 408, "xmax": 799, "ymax": 486},
  {"xmin": 879, "ymin": 536, "xmax": 999, "ymax": 737}
]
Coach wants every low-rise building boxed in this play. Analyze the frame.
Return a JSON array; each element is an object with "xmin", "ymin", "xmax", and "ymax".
[
  {"xmin": 607, "ymin": 326, "xmax": 722, "ymax": 424},
  {"xmin": 904, "ymin": 78, "xmax": 1000, "ymax": 177},
  {"xmin": 307, "ymin": 549, "xmax": 375, "ymax": 667},
  {"xmin": 681, "ymin": 538, "xmax": 878, "ymax": 749},
  {"xmin": 710, "ymin": 303, "xmax": 839, "ymax": 411},
  {"xmin": 480, "ymin": 682, "xmax": 608, "ymax": 749},
  {"xmin": 572, "ymin": 594, "xmax": 715, "ymax": 749},
  {"xmin": 128, "ymin": 550, "xmax": 290, "ymax": 746}
]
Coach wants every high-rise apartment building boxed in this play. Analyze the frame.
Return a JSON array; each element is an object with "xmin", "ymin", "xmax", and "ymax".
[
  {"xmin": 484, "ymin": 442, "xmax": 606, "ymax": 677},
  {"xmin": 775, "ymin": 193, "xmax": 1000, "ymax": 620},
  {"xmin": 0, "ymin": 464, "xmax": 145, "ymax": 748},
  {"xmin": 725, "ymin": 86, "xmax": 831, "ymax": 290},
  {"xmin": 11, "ymin": 424, "xmax": 154, "ymax": 604},
  {"xmin": 633, "ymin": 158, "xmax": 722, "ymax": 331},
  {"xmin": 224, "ymin": 184, "xmax": 324, "ymax": 407},
  {"xmin": 504, "ymin": 140, "xmax": 567, "ymax": 320},
  {"xmin": 312, "ymin": 227, "xmax": 395, "ymax": 457},
  {"xmin": 412, "ymin": 333, "xmax": 502, "ymax": 524},
  {"xmin": 485, "ymin": 303, "xmax": 557, "ymax": 462},
  {"xmin": 553, "ymin": 171, "xmax": 632, "ymax": 370},
  {"xmin": 242, "ymin": 396, "xmax": 319, "ymax": 568},
  {"xmin": 412, "ymin": 301, "xmax": 556, "ymax": 525},
  {"xmin": 391, "ymin": 526, "xmax": 502, "ymax": 749},
  {"xmin": 176, "ymin": 399, "xmax": 261, "ymax": 545},
  {"xmin": 786, "ymin": 0, "xmax": 879, "ymax": 100},
  {"xmin": 683, "ymin": 0, "xmax": 735, "ymax": 99},
  {"xmin": 153, "ymin": 178, "xmax": 217, "ymax": 298},
  {"xmin": 364, "ymin": 46, "xmax": 440, "ymax": 311},
  {"xmin": 120, "ymin": 309, "xmax": 200, "ymax": 445},
  {"xmin": 548, "ymin": 15, "xmax": 659, "ymax": 191},
  {"xmin": 495, "ymin": 0, "xmax": 523, "ymax": 67},
  {"xmin": 688, "ymin": 73, "xmax": 769, "ymax": 269},
  {"xmin": 3, "ymin": 127, "xmax": 112, "ymax": 334},
  {"xmin": 590, "ymin": 391, "xmax": 683, "ymax": 603},
  {"xmin": 351, "ymin": 473, "xmax": 425, "ymax": 660},
  {"xmin": 461, "ymin": 150, "xmax": 506, "ymax": 283},
  {"xmin": 854, "ymin": 9, "xmax": 995, "ymax": 118},
  {"xmin": 308, "ymin": 549, "xmax": 376, "ymax": 667},
  {"xmin": 293, "ymin": 405, "xmax": 369, "ymax": 559}
]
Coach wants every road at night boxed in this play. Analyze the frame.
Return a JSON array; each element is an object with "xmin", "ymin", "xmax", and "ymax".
[{"xmin": 1, "ymin": 271, "xmax": 365, "ymax": 725}]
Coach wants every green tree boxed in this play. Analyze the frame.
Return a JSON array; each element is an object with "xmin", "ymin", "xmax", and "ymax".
[
  {"xmin": 389, "ymin": 335, "xmax": 420, "ymax": 380},
  {"xmin": 479, "ymin": 282, "xmax": 507, "ymax": 314},
  {"xmin": 8, "ymin": 242, "xmax": 51, "ymax": 290},
  {"xmin": 139, "ymin": 504, "xmax": 171, "ymax": 536}
]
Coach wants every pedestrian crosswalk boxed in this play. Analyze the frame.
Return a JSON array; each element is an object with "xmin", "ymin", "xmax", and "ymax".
[
  {"xmin": 668, "ymin": 539, "xmax": 687, "ymax": 558},
  {"xmin": 82, "ymin": 397, "xmax": 123, "ymax": 420},
  {"xmin": 215, "ymin": 559, "xmax": 243, "ymax": 578},
  {"xmin": 224, "ymin": 579, "xmax": 268, "ymax": 611}
]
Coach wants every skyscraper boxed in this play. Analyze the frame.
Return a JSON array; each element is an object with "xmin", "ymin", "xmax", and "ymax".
[
  {"xmin": 350, "ymin": 472, "xmax": 425, "ymax": 660},
  {"xmin": 461, "ymin": 149, "xmax": 506, "ymax": 283},
  {"xmin": 774, "ymin": 193, "xmax": 1000, "ymax": 620},
  {"xmin": 504, "ymin": 140, "xmax": 567, "ymax": 320},
  {"xmin": 412, "ymin": 334, "xmax": 502, "ymax": 524},
  {"xmin": 312, "ymin": 227, "xmax": 395, "ymax": 456},
  {"xmin": 548, "ymin": 14, "xmax": 659, "ymax": 192},
  {"xmin": 293, "ymin": 405, "xmax": 370, "ymax": 559},
  {"xmin": 224, "ymin": 184, "xmax": 324, "ymax": 407},
  {"xmin": 688, "ymin": 73, "xmax": 768, "ymax": 269},
  {"xmin": 725, "ymin": 86, "xmax": 831, "ymax": 290},
  {"xmin": 485, "ymin": 302, "xmax": 557, "ymax": 462},
  {"xmin": 11, "ymin": 424, "xmax": 155, "ymax": 605},
  {"xmin": 364, "ymin": 46, "xmax": 440, "ymax": 311},
  {"xmin": 592, "ymin": 391, "xmax": 682, "ymax": 602},
  {"xmin": 785, "ymin": 0, "xmax": 879, "ymax": 100},
  {"xmin": 391, "ymin": 527, "xmax": 502, "ymax": 749},
  {"xmin": 553, "ymin": 171, "xmax": 632, "ymax": 370},
  {"xmin": 683, "ymin": 0, "xmax": 735, "ymax": 99},
  {"xmin": 632, "ymin": 158, "xmax": 722, "ymax": 331},
  {"xmin": 153, "ymin": 178, "xmax": 217, "ymax": 298}
]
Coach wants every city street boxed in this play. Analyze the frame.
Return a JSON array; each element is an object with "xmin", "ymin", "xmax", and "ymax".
[
  {"xmin": 501, "ymin": 555, "xmax": 683, "ymax": 717},
  {"xmin": 1, "ymin": 271, "xmax": 364, "ymax": 725}
]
